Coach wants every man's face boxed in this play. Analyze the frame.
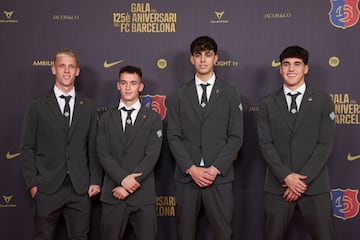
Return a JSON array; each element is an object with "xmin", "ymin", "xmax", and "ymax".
[
  {"xmin": 52, "ymin": 55, "xmax": 79, "ymax": 92},
  {"xmin": 190, "ymin": 50, "xmax": 218, "ymax": 81},
  {"xmin": 280, "ymin": 57, "xmax": 308, "ymax": 90},
  {"xmin": 117, "ymin": 72, "xmax": 144, "ymax": 105}
]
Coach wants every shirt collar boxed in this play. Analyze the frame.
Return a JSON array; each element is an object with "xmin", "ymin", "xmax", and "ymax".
[
  {"xmin": 283, "ymin": 82, "xmax": 306, "ymax": 96},
  {"xmin": 54, "ymin": 85, "xmax": 75, "ymax": 98},
  {"xmin": 195, "ymin": 73, "xmax": 216, "ymax": 86},
  {"xmin": 118, "ymin": 99, "xmax": 141, "ymax": 111}
]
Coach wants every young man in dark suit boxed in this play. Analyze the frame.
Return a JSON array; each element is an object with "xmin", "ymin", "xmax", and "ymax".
[
  {"xmin": 20, "ymin": 49, "xmax": 103, "ymax": 239},
  {"xmin": 167, "ymin": 36, "xmax": 244, "ymax": 240},
  {"xmin": 97, "ymin": 65, "xmax": 163, "ymax": 240},
  {"xmin": 257, "ymin": 46, "xmax": 336, "ymax": 239}
]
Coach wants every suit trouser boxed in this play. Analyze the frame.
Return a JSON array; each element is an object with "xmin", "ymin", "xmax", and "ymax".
[
  {"xmin": 33, "ymin": 176, "xmax": 91, "ymax": 240},
  {"xmin": 101, "ymin": 201, "xmax": 157, "ymax": 240},
  {"xmin": 265, "ymin": 192, "xmax": 335, "ymax": 240},
  {"xmin": 175, "ymin": 181, "xmax": 233, "ymax": 240}
]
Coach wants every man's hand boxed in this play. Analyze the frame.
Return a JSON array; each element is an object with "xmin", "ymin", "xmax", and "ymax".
[
  {"xmin": 205, "ymin": 166, "xmax": 219, "ymax": 182},
  {"xmin": 30, "ymin": 186, "xmax": 38, "ymax": 199},
  {"xmin": 283, "ymin": 187, "xmax": 300, "ymax": 202},
  {"xmin": 112, "ymin": 186, "xmax": 129, "ymax": 200},
  {"xmin": 121, "ymin": 173, "xmax": 142, "ymax": 193},
  {"xmin": 283, "ymin": 173, "xmax": 307, "ymax": 197},
  {"xmin": 187, "ymin": 166, "xmax": 216, "ymax": 188},
  {"xmin": 88, "ymin": 185, "xmax": 101, "ymax": 197}
]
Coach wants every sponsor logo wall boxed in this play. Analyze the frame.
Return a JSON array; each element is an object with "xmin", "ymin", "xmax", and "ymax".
[{"xmin": 1, "ymin": 0, "xmax": 359, "ymax": 239}]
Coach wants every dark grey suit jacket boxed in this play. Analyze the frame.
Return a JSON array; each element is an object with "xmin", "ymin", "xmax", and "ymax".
[
  {"xmin": 97, "ymin": 105, "xmax": 163, "ymax": 206},
  {"xmin": 257, "ymin": 87, "xmax": 336, "ymax": 195},
  {"xmin": 20, "ymin": 90, "xmax": 103, "ymax": 195},
  {"xmin": 167, "ymin": 78, "xmax": 244, "ymax": 184}
]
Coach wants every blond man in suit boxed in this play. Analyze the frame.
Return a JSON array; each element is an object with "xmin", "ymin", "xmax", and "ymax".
[{"xmin": 21, "ymin": 49, "xmax": 102, "ymax": 240}]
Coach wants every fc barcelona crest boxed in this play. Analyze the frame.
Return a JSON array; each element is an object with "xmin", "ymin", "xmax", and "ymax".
[
  {"xmin": 331, "ymin": 188, "xmax": 360, "ymax": 220},
  {"xmin": 141, "ymin": 94, "xmax": 167, "ymax": 120},
  {"xmin": 329, "ymin": 0, "xmax": 360, "ymax": 29}
]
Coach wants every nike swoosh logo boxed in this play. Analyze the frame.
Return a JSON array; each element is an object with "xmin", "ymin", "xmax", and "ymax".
[
  {"xmin": 6, "ymin": 151, "xmax": 20, "ymax": 159},
  {"xmin": 271, "ymin": 59, "xmax": 281, "ymax": 67},
  {"xmin": 103, "ymin": 60, "xmax": 124, "ymax": 68},
  {"xmin": 347, "ymin": 153, "xmax": 360, "ymax": 161}
]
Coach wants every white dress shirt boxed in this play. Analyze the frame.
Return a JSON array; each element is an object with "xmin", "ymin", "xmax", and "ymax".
[
  {"xmin": 118, "ymin": 100, "xmax": 141, "ymax": 131},
  {"xmin": 194, "ymin": 74, "xmax": 216, "ymax": 166},
  {"xmin": 195, "ymin": 73, "xmax": 216, "ymax": 105},
  {"xmin": 283, "ymin": 83, "xmax": 306, "ymax": 112},
  {"xmin": 54, "ymin": 85, "xmax": 75, "ymax": 125}
]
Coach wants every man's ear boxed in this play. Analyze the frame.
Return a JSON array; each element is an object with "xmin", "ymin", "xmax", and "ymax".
[
  {"xmin": 190, "ymin": 55, "xmax": 195, "ymax": 65},
  {"xmin": 51, "ymin": 65, "xmax": 56, "ymax": 75},
  {"xmin": 304, "ymin": 65, "xmax": 309, "ymax": 74},
  {"xmin": 139, "ymin": 82, "xmax": 144, "ymax": 92}
]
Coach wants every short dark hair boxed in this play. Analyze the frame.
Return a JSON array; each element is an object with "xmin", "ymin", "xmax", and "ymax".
[
  {"xmin": 280, "ymin": 46, "xmax": 309, "ymax": 65},
  {"xmin": 119, "ymin": 65, "xmax": 142, "ymax": 79},
  {"xmin": 190, "ymin": 36, "xmax": 218, "ymax": 55}
]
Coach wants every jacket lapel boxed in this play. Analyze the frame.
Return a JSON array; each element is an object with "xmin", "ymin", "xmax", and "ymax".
[
  {"xmin": 202, "ymin": 79, "xmax": 223, "ymax": 121},
  {"xmin": 185, "ymin": 79, "xmax": 224, "ymax": 121},
  {"xmin": 111, "ymin": 109, "xmax": 126, "ymax": 144},
  {"xmin": 274, "ymin": 89, "xmax": 294, "ymax": 130},
  {"xmin": 185, "ymin": 80, "xmax": 204, "ymax": 120},
  {"xmin": 293, "ymin": 88, "xmax": 313, "ymax": 133},
  {"xmin": 46, "ymin": 90, "xmax": 69, "ymax": 134},
  {"xmin": 125, "ymin": 106, "xmax": 147, "ymax": 146},
  {"xmin": 68, "ymin": 93, "xmax": 84, "ymax": 138}
]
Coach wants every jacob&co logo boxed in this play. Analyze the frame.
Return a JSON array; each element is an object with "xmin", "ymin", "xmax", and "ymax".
[
  {"xmin": 264, "ymin": 12, "xmax": 292, "ymax": 19},
  {"xmin": 53, "ymin": 14, "xmax": 80, "ymax": 21},
  {"xmin": 329, "ymin": 0, "xmax": 360, "ymax": 29},
  {"xmin": 331, "ymin": 188, "xmax": 360, "ymax": 220}
]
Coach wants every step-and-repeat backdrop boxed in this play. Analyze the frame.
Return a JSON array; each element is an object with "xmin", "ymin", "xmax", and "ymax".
[{"xmin": 1, "ymin": 0, "xmax": 359, "ymax": 239}]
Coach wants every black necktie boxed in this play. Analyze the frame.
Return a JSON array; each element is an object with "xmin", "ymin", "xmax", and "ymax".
[
  {"xmin": 200, "ymin": 83, "xmax": 210, "ymax": 107},
  {"xmin": 287, "ymin": 92, "xmax": 301, "ymax": 114},
  {"xmin": 121, "ymin": 107, "xmax": 135, "ymax": 132},
  {"xmin": 60, "ymin": 95, "xmax": 71, "ymax": 125}
]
